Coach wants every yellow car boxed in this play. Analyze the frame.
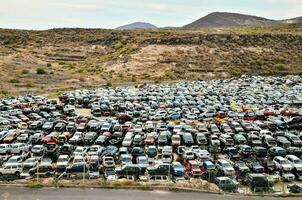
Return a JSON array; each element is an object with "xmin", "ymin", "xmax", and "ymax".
[
  {"xmin": 215, "ymin": 117, "xmax": 225, "ymax": 123},
  {"xmin": 17, "ymin": 122, "xmax": 28, "ymax": 129}
]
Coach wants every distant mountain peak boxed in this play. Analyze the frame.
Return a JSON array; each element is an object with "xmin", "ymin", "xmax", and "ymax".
[
  {"xmin": 184, "ymin": 12, "xmax": 274, "ymax": 28},
  {"xmin": 116, "ymin": 22, "xmax": 157, "ymax": 30}
]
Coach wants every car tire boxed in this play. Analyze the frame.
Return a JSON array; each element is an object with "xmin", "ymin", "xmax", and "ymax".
[{"xmin": 15, "ymin": 171, "xmax": 20, "ymax": 178}]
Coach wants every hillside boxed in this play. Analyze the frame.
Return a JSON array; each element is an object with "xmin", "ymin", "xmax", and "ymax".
[
  {"xmin": 0, "ymin": 24, "xmax": 301, "ymax": 97},
  {"xmin": 184, "ymin": 12, "xmax": 274, "ymax": 28},
  {"xmin": 116, "ymin": 22, "xmax": 157, "ymax": 30},
  {"xmin": 280, "ymin": 17, "xmax": 302, "ymax": 24}
]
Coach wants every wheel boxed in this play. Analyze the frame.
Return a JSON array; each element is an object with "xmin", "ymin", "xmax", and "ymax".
[{"xmin": 15, "ymin": 171, "xmax": 20, "ymax": 178}]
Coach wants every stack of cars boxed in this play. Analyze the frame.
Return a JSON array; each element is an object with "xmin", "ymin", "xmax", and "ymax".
[{"xmin": 0, "ymin": 76, "xmax": 302, "ymax": 193}]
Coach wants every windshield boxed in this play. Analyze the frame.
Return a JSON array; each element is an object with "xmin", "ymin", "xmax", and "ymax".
[
  {"xmin": 207, "ymin": 164, "xmax": 215, "ymax": 169},
  {"xmin": 138, "ymin": 158, "xmax": 148, "ymax": 164},
  {"xmin": 57, "ymin": 158, "xmax": 68, "ymax": 162},
  {"xmin": 25, "ymin": 158, "xmax": 36, "ymax": 163},
  {"xmin": 7, "ymin": 158, "xmax": 18, "ymax": 163},
  {"xmin": 105, "ymin": 168, "xmax": 115, "ymax": 175},
  {"xmin": 174, "ymin": 164, "xmax": 182, "ymax": 169},
  {"xmin": 75, "ymin": 148, "xmax": 83, "ymax": 153},
  {"xmin": 280, "ymin": 160, "xmax": 289, "ymax": 164},
  {"xmin": 32, "ymin": 146, "xmax": 42, "ymax": 150},
  {"xmin": 192, "ymin": 164, "xmax": 199, "ymax": 169},
  {"xmin": 294, "ymin": 159, "xmax": 302, "ymax": 164},
  {"xmin": 222, "ymin": 163, "xmax": 232, "ymax": 168}
]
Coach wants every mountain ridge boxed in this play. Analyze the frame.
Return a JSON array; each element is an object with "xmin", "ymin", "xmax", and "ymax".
[{"xmin": 184, "ymin": 12, "xmax": 275, "ymax": 28}]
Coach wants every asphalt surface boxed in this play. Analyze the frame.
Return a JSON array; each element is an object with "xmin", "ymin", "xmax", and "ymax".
[{"xmin": 0, "ymin": 187, "xmax": 300, "ymax": 200}]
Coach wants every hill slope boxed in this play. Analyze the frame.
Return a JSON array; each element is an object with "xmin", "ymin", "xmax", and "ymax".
[
  {"xmin": 0, "ymin": 24, "xmax": 301, "ymax": 96},
  {"xmin": 280, "ymin": 17, "xmax": 302, "ymax": 24},
  {"xmin": 116, "ymin": 22, "xmax": 157, "ymax": 30},
  {"xmin": 184, "ymin": 12, "xmax": 274, "ymax": 28}
]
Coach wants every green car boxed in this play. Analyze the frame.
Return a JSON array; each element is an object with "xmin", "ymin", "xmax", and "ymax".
[{"xmin": 214, "ymin": 177, "xmax": 238, "ymax": 192}]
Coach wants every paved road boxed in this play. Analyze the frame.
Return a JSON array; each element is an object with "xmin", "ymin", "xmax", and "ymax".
[{"xmin": 0, "ymin": 187, "xmax": 300, "ymax": 200}]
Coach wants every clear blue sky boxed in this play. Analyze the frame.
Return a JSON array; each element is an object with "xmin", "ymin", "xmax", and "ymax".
[{"xmin": 0, "ymin": 0, "xmax": 301, "ymax": 29}]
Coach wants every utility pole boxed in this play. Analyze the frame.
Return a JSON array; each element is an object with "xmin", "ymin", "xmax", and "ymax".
[
  {"xmin": 83, "ymin": 161, "xmax": 85, "ymax": 185},
  {"xmin": 37, "ymin": 163, "xmax": 39, "ymax": 182}
]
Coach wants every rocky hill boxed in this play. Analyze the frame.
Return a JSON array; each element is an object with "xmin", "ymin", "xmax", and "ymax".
[
  {"xmin": 184, "ymin": 12, "xmax": 274, "ymax": 28},
  {"xmin": 0, "ymin": 24, "xmax": 301, "ymax": 96},
  {"xmin": 116, "ymin": 22, "xmax": 157, "ymax": 30}
]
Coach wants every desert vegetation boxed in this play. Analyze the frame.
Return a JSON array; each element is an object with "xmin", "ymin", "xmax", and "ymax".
[{"xmin": 0, "ymin": 23, "xmax": 301, "ymax": 96}]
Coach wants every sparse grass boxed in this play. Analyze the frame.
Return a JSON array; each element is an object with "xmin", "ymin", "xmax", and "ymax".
[
  {"xmin": 36, "ymin": 68, "xmax": 47, "ymax": 75},
  {"xmin": 26, "ymin": 181, "xmax": 43, "ymax": 189},
  {"xmin": 21, "ymin": 69, "xmax": 29, "ymax": 74},
  {"xmin": 26, "ymin": 82, "xmax": 34, "ymax": 87},
  {"xmin": 9, "ymin": 79, "xmax": 20, "ymax": 83},
  {"xmin": 75, "ymin": 67, "xmax": 87, "ymax": 73},
  {"xmin": 105, "ymin": 82, "xmax": 112, "ymax": 87}
]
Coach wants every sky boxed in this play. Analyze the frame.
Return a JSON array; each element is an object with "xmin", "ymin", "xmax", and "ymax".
[{"xmin": 0, "ymin": 0, "xmax": 301, "ymax": 30}]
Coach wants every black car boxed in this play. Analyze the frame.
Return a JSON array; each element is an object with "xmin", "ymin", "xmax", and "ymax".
[{"xmin": 115, "ymin": 164, "xmax": 142, "ymax": 179}]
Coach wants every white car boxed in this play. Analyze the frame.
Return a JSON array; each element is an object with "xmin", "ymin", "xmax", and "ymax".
[
  {"xmin": 56, "ymin": 155, "xmax": 70, "ymax": 169},
  {"xmin": 73, "ymin": 146, "xmax": 87, "ymax": 156},
  {"xmin": 10, "ymin": 143, "xmax": 29, "ymax": 154},
  {"xmin": 0, "ymin": 144, "xmax": 12, "ymax": 154},
  {"xmin": 63, "ymin": 105, "xmax": 75, "ymax": 113},
  {"xmin": 162, "ymin": 146, "xmax": 173, "ymax": 156},
  {"xmin": 103, "ymin": 156, "xmax": 115, "ymax": 168},
  {"xmin": 273, "ymin": 156, "xmax": 293, "ymax": 171},
  {"xmin": 195, "ymin": 149, "xmax": 210, "ymax": 161},
  {"xmin": 216, "ymin": 159, "xmax": 235, "ymax": 176},
  {"xmin": 3, "ymin": 155, "xmax": 22, "ymax": 167},
  {"xmin": 282, "ymin": 172, "xmax": 295, "ymax": 182},
  {"xmin": 286, "ymin": 155, "xmax": 302, "ymax": 171},
  {"xmin": 183, "ymin": 150, "xmax": 195, "ymax": 160}
]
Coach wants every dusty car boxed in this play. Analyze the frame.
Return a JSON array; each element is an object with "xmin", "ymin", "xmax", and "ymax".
[
  {"xmin": 30, "ymin": 160, "xmax": 55, "ymax": 178},
  {"xmin": 214, "ymin": 177, "xmax": 238, "ymax": 192},
  {"xmin": 245, "ymin": 173, "xmax": 271, "ymax": 192},
  {"xmin": 0, "ymin": 165, "xmax": 22, "ymax": 180}
]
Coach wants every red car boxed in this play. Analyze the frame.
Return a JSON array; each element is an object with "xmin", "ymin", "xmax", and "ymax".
[
  {"xmin": 281, "ymin": 108, "xmax": 299, "ymax": 116},
  {"xmin": 3, "ymin": 131, "xmax": 19, "ymax": 143},
  {"xmin": 41, "ymin": 135, "xmax": 57, "ymax": 143},
  {"xmin": 184, "ymin": 160, "xmax": 203, "ymax": 177},
  {"xmin": 263, "ymin": 109, "xmax": 275, "ymax": 116},
  {"xmin": 101, "ymin": 111, "xmax": 110, "ymax": 116},
  {"xmin": 144, "ymin": 133, "xmax": 155, "ymax": 145}
]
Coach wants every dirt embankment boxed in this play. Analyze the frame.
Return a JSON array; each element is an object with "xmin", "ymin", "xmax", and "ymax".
[{"xmin": 0, "ymin": 25, "xmax": 301, "ymax": 96}]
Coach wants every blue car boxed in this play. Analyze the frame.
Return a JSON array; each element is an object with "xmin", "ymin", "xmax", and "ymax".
[
  {"xmin": 131, "ymin": 147, "xmax": 143, "ymax": 157},
  {"xmin": 169, "ymin": 112, "xmax": 181, "ymax": 120},
  {"xmin": 172, "ymin": 161, "xmax": 184, "ymax": 178}
]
